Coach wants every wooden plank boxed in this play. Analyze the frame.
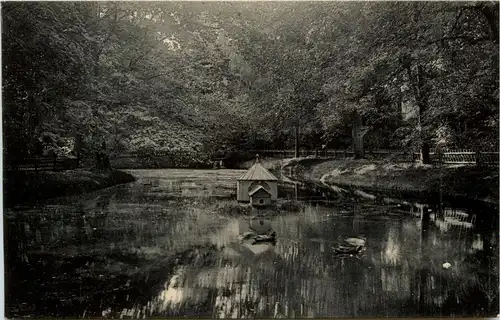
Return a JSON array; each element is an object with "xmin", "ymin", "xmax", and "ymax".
[
  {"xmin": 442, "ymin": 161, "xmax": 476, "ymax": 164},
  {"xmin": 8, "ymin": 156, "xmax": 79, "ymax": 172}
]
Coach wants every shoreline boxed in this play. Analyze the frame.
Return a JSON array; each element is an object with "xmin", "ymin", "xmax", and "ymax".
[
  {"xmin": 4, "ymin": 168, "xmax": 136, "ymax": 208},
  {"xmin": 276, "ymin": 157, "xmax": 498, "ymax": 207}
]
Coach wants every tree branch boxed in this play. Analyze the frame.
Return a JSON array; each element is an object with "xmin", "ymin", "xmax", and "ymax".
[
  {"xmin": 475, "ymin": 2, "xmax": 499, "ymax": 43},
  {"xmin": 101, "ymin": 6, "xmax": 118, "ymax": 45},
  {"xmin": 354, "ymin": 66, "xmax": 406, "ymax": 101},
  {"xmin": 128, "ymin": 34, "xmax": 170, "ymax": 70},
  {"xmin": 451, "ymin": 7, "xmax": 466, "ymax": 34},
  {"xmin": 2, "ymin": 3, "xmax": 25, "ymax": 16}
]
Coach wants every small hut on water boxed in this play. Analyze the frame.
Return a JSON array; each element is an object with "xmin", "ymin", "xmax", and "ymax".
[{"xmin": 237, "ymin": 155, "xmax": 278, "ymax": 206}]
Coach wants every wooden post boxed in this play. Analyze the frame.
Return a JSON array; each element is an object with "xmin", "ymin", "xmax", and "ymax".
[
  {"xmin": 420, "ymin": 206, "xmax": 430, "ymax": 250},
  {"xmin": 476, "ymin": 150, "xmax": 482, "ymax": 167},
  {"xmin": 436, "ymin": 204, "xmax": 444, "ymax": 221}
]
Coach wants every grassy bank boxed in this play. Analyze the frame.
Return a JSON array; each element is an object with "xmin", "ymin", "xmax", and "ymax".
[
  {"xmin": 283, "ymin": 158, "xmax": 499, "ymax": 205},
  {"xmin": 4, "ymin": 169, "xmax": 136, "ymax": 207}
]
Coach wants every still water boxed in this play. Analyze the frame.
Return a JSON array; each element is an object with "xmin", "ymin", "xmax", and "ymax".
[{"xmin": 4, "ymin": 169, "xmax": 499, "ymax": 318}]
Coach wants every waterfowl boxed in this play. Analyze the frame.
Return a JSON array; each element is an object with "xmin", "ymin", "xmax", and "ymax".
[
  {"xmin": 333, "ymin": 245, "xmax": 364, "ymax": 255},
  {"xmin": 344, "ymin": 236, "xmax": 366, "ymax": 247},
  {"xmin": 238, "ymin": 231, "xmax": 257, "ymax": 242},
  {"xmin": 252, "ymin": 231, "xmax": 277, "ymax": 244}
]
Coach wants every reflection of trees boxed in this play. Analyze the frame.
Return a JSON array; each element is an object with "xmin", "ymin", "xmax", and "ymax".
[
  {"xmin": 396, "ymin": 205, "xmax": 499, "ymax": 316},
  {"xmin": 4, "ymin": 209, "xmax": 30, "ymax": 286},
  {"xmin": 382, "ymin": 228, "xmax": 401, "ymax": 266},
  {"xmin": 10, "ymin": 186, "xmax": 498, "ymax": 317},
  {"xmin": 140, "ymin": 237, "xmax": 368, "ymax": 317},
  {"xmin": 101, "ymin": 202, "xmax": 494, "ymax": 317},
  {"xmin": 417, "ymin": 206, "xmax": 430, "ymax": 314}
]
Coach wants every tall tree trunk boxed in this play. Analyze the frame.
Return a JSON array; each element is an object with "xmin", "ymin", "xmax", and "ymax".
[
  {"xmin": 421, "ymin": 142, "xmax": 430, "ymax": 164},
  {"xmin": 406, "ymin": 62, "xmax": 431, "ymax": 164},
  {"xmin": 294, "ymin": 101, "xmax": 300, "ymax": 158},
  {"xmin": 74, "ymin": 134, "xmax": 83, "ymax": 158},
  {"xmin": 416, "ymin": 65, "xmax": 431, "ymax": 164},
  {"xmin": 27, "ymin": 92, "xmax": 42, "ymax": 156},
  {"xmin": 90, "ymin": 2, "xmax": 102, "ymax": 77},
  {"xmin": 352, "ymin": 112, "xmax": 364, "ymax": 159},
  {"xmin": 294, "ymin": 123, "xmax": 300, "ymax": 158}
]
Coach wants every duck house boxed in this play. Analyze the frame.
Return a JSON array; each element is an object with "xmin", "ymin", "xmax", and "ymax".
[{"xmin": 237, "ymin": 155, "xmax": 278, "ymax": 205}]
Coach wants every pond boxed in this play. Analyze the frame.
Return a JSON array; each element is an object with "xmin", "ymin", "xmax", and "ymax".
[{"xmin": 4, "ymin": 169, "xmax": 499, "ymax": 318}]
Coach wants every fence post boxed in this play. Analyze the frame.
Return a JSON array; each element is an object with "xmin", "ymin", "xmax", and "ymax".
[
  {"xmin": 344, "ymin": 149, "xmax": 347, "ymax": 159},
  {"xmin": 437, "ymin": 149, "xmax": 443, "ymax": 166},
  {"xmin": 476, "ymin": 150, "xmax": 482, "ymax": 167}
]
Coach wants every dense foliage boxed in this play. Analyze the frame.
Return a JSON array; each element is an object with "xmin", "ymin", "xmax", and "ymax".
[{"xmin": 3, "ymin": 2, "xmax": 498, "ymax": 165}]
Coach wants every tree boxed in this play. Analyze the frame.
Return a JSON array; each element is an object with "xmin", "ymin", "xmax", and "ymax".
[
  {"xmin": 3, "ymin": 1, "xmax": 497, "ymax": 167},
  {"xmin": 314, "ymin": 1, "xmax": 498, "ymax": 159}
]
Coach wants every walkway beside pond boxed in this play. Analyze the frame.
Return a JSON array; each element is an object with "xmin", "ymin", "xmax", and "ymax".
[{"xmin": 281, "ymin": 157, "xmax": 499, "ymax": 206}]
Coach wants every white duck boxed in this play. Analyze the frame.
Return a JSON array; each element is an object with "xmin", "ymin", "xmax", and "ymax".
[{"xmin": 344, "ymin": 236, "xmax": 366, "ymax": 247}]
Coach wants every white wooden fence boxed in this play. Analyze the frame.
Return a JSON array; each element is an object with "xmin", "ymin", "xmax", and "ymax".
[{"xmin": 250, "ymin": 149, "xmax": 499, "ymax": 166}]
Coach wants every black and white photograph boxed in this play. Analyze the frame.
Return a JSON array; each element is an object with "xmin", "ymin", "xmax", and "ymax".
[{"xmin": 2, "ymin": 1, "xmax": 499, "ymax": 318}]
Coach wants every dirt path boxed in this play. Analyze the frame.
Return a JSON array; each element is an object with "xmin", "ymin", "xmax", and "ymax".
[{"xmin": 282, "ymin": 158, "xmax": 499, "ymax": 205}]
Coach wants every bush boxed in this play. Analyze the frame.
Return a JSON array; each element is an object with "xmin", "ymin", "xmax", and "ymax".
[
  {"xmin": 277, "ymin": 200, "xmax": 305, "ymax": 212},
  {"xmin": 4, "ymin": 169, "xmax": 136, "ymax": 207},
  {"xmin": 214, "ymin": 202, "xmax": 253, "ymax": 216}
]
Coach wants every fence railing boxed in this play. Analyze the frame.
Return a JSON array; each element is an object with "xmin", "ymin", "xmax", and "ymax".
[
  {"xmin": 5, "ymin": 156, "xmax": 80, "ymax": 172},
  {"xmin": 250, "ymin": 149, "xmax": 409, "ymax": 160},
  {"xmin": 413, "ymin": 150, "xmax": 499, "ymax": 166},
  {"xmin": 250, "ymin": 149, "xmax": 499, "ymax": 166},
  {"xmin": 112, "ymin": 150, "xmax": 194, "ymax": 158}
]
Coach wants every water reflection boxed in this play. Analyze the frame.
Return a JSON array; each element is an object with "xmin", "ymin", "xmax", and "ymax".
[{"xmin": 4, "ymin": 169, "xmax": 498, "ymax": 318}]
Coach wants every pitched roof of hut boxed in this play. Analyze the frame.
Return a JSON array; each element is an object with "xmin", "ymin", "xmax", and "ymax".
[
  {"xmin": 237, "ymin": 155, "xmax": 278, "ymax": 181},
  {"xmin": 249, "ymin": 185, "xmax": 271, "ymax": 196}
]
